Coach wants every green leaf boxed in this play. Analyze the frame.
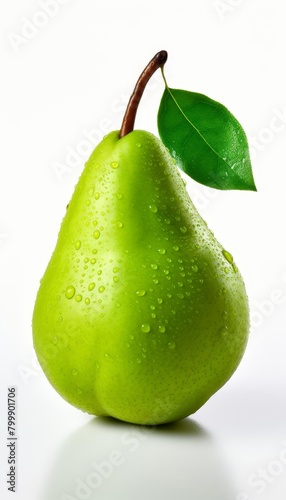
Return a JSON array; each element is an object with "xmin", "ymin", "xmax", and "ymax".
[{"xmin": 157, "ymin": 87, "xmax": 256, "ymax": 191}]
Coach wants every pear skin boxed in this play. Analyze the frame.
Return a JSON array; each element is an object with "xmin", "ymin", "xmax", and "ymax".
[{"xmin": 33, "ymin": 130, "xmax": 249, "ymax": 425}]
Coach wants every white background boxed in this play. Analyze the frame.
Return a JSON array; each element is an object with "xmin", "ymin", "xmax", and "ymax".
[{"xmin": 1, "ymin": 1, "xmax": 286, "ymax": 499}]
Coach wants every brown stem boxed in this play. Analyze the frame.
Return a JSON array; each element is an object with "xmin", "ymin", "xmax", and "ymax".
[{"xmin": 119, "ymin": 50, "xmax": 168, "ymax": 138}]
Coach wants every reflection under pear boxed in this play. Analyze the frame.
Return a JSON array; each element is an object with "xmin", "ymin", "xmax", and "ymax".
[{"xmin": 42, "ymin": 416, "xmax": 235, "ymax": 500}]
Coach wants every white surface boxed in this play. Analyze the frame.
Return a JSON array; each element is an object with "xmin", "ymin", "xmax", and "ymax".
[{"xmin": 1, "ymin": 1, "xmax": 286, "ymax": 499}]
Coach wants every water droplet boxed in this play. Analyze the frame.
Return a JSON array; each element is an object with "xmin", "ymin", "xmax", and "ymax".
[
  {"xmin": 117, "ymin": 221, "xmax": 123, "ymax": 228},
  {"xmin": 220, "ymin": 326, "xmax": 229, "ymax": 338},
  {"xmin": 164, "ymin": 218, "xmax": 171, "ymax": 225},
  {"xmin": 157, "ymin": 298, "xmax": 163, "ymax": 304},
  {"xmin": 168, "ymin": 341, "xmax": 176, "ymax": 350},
  {"xmin": 232, "ymin": 263, "xmax": 238, "ymax": 273},
  {"xmin": 93, "ymin": 230, "xmax": 100, "ymax": 239},
  {"xmin": 85, "ymin": 298, "xmax": 90, "ymax": 305},
  {"xmin": 88, "ymin": 282, "xmax": 95, "ymax": 291},
  {"xmin": 75, "ymin": 294, "xmax": 82, "ymax": 302},
  {"xmin": 126, "ymin": 343, "xmax": 130, "ymax": 348},
  {"xmin": 98, "ymin": 286, "xmax": 105, "ymax": 293},
  {"xmin": 141, "ymin": 323, "xmax": 151, "ymax": 333},
  {"xmin": 84, "ymin": 257, "xmax": 89, "ymax": 263},
  {"xmin": 113, "ymin": 276, "xmax": 119, "ymax": 283},
  {"xmin": 163, "ymin": 269, "xmax": 170, "ymax": 275},
  {"xmin": 153, "ymin": 278, "xmax": 159, "ymax": 284},
  {"xmin": 116, "ymin": 193, "xmax": 123, "ymax": 200},
  {"xmin": 113, "ymin": 267, "xmax": 119, "ymax": 273},
  {"xmin": 192, "ymin": 265, "xmax": 198, "ymax": 273},
  {"xmin": 72, "ymin": 369, "xmax": 78, "ymax": 376},
  {"xmin": 178, "ymin": 282, "xmax": 183, "ymax": 287},
  {"xmin": 90, "ymin": 258, "xmax": 96, "ymax": 265},
  {"xmin": 222, "ymin": 250, "xmax": 233, "ymax": 264},
  {"xmin": 88, "ymin": 187, "xmax": 94, "ymax": 196},
  {"xmin": 136, "ymin": 358, "xmax": 142, "ymax": 364},
  {"xmin": 149, "ymin": 204, "xmax": 158, "ymax": 213},
  {"xmin": 136, "ymin": 289, "xmax": 146, "ymax": 297},
  {"xmin": 151, "ymin": 313, "xmax": 156, "ymax": 318},
  {"xmin": 97, "ymin": 270, "xmax": 102, "ymax": 276},
  {"xmin": 75, "ymin": 240, "xmax": 81, "ymax": 250},
  {"xmin": 110, "ymin": 161, "xmax": 119, "ymax": 169},
  {"xmin": 158, "ymin": 248, "xmax": 166, "ymax": 255},
  {"xmin": 129, "ymin": 335, "xmax": 134, "ymax": 340},
  {"xmin": 136, "ymin": 142, "xmax": 142, "ymax": 148},
  {"xmin": 223, "ymin": 267, "xmax": 229, "ymax": 274},
  {"xmin": 151, "ymin": 263, "xmax": 158, "ymax": 270},
  {"xmin": 180, "ymin": 226, "xmax": 187, "ymax": 233},
  {"xmin": 173, "ymin": 245, "xmax": 179, "ymax": 251},
  {"xmin": 94, "ymin": 192, "xmax": 100, "ymax": 200},
  {"xmin": 65, "ymin": 286, "xmax": 75, "ymax": 299},
  {"xmin": 159, "ymin": 325, "xmax": 166, "ymax": 333}
]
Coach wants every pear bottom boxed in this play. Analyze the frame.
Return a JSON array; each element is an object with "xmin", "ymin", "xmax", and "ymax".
[{"xmin": 33, "ymin": 251, "xmax": 249, "ymax": 425}]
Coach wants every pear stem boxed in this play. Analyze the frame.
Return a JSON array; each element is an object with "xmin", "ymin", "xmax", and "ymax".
[{"xmin": 119, "ymin": 50, "xmax": 168, "ymax": 138}]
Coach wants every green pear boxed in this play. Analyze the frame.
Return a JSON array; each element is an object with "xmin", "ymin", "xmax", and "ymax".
[
  {"xmin": 33, "ymin": 128, "xmax": 249, "ymax": 424},
  {"xmin": 32, "ymin": 52, "xmax": 249, "ymax": 425}
]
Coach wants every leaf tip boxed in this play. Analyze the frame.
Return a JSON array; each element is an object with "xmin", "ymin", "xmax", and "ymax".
[{"xmin": 246, "ymin": 178, "xmax": 257, "ymax": 192}]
